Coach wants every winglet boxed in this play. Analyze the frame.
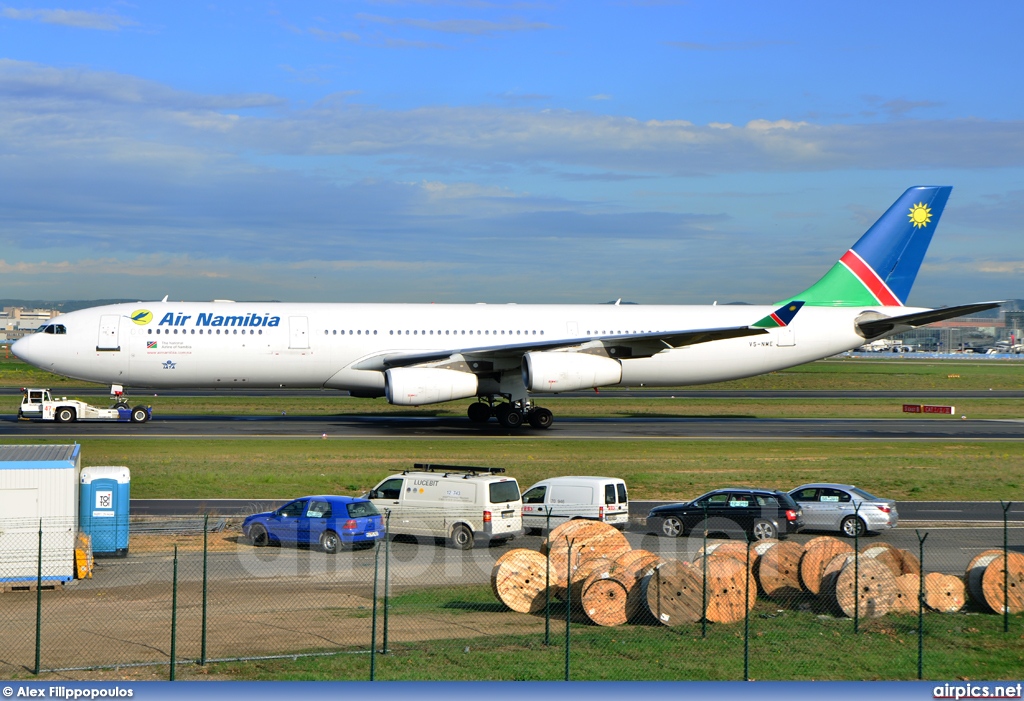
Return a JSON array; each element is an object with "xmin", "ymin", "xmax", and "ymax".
[{"xmin": 753, "ymin": 301, "xmax": 804, "ymax": 328}]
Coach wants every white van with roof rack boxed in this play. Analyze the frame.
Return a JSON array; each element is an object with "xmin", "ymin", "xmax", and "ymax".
[
  {"xmin": 367, "ymin": 464, "xmax": 522, "ymax": 549},
  {"xmin": 520, "ymin": 476, "xmax": 629, "ymax": 533}
]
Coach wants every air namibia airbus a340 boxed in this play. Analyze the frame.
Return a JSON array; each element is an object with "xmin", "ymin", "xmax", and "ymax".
[{"xmin": 12, "ymin": 186, "xmax": 999, "ymax": 429}]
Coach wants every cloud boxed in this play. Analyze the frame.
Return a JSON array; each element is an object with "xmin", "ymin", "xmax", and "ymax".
[{"xmin": 1, "ymin": 7, "xmax": 135, "ymax": 30}]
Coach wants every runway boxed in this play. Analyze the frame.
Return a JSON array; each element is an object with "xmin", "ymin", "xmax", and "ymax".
[{"xmin": 3, "ymin": 412, "xmax": 1024, "ymax": 440}]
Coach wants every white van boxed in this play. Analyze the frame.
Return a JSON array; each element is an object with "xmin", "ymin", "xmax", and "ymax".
[
  {"xmin": 520, "ymin": 476, "xmax": 629, "ymax": 533},
  {"xmin": 368, "ymin": 464, "xmax": 522, "ymax": 549}
]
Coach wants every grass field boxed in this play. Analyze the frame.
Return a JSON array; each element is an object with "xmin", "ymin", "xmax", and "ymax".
[{"xmin": 3, "ymin": 437, "xmax": 1019, "ymax": 502}]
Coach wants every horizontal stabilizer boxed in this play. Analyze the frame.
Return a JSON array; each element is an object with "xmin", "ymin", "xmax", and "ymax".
[{"xmin": 856, "ymin": 302, "xmax": 1003, "ymax": 339}]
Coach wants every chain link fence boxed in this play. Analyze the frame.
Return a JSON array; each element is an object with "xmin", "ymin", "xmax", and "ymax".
[{"xmin": 1, "ymin": 508, "xmax": 1021, "ymax": 681}]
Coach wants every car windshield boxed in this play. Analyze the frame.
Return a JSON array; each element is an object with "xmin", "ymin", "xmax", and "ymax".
[
  {"xmin": 850, "ymin": 487, "xmax": 881, "ymax": 501},
  {"xmin": 489, "ymin": 480, "xmax": 521, "ymax": 504},
  {"xmin": 346, "ymin": 501, "xmax": 379, "ymax": 518}
]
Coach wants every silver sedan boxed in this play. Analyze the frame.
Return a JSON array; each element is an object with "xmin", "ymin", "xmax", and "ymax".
[{"xmin": 788, "ymin": 483, "xmax": 898, "ymax": 537}]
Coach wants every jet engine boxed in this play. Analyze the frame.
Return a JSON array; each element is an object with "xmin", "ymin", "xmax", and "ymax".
[
  {"xmin": 384, "ymin": 367, "xmax": 479, "ymax": 406},
  {"xmin": 522, "ymin": 352, "xmax": 622, "ymax": 393}
]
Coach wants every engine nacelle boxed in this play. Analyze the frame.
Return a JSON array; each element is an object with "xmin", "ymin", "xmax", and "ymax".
[
  {"xmin": 385, "ymin": 367, "xmax": 479, "ymax": 406},
  {"xmin": 522, "ymin": 352, "xmax": 622, "ymax": 393}
]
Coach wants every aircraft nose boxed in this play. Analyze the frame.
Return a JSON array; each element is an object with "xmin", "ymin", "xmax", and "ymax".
[{"xmin": 11, "ymin": 335, "xmax": 43, "ymax": 366}]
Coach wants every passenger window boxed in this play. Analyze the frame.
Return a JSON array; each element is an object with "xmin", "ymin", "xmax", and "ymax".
[
  {"xmin": 306, "ymin": 500, "xmax": 332, "ymax": 518},
  {"xmin": 376, "ymin": 478, "xmax": 404, "ymax": 500},
  {"xmin": 728, "ymin": 494, "xmax": 751, "ymax": 508},
  {"xmin": 604, "ymin": 484, "xmax": 616, "ymax": 505},
  {"xmin": 792, "ymin": 488, "xmax": 818, "ymax": 501},
  {"xmin": 819, "ymin": 489, "xmax": 851, "ymax": 503},
  {"xmin": 616, "ymin": 483, "xmax": 627, "ymax": 504},
  {"xmin": 755, "ymin": 495, "xmax": 779, "ymax": 507},
  {"xmin": 278, "ymin": 500, "xmax": 307, "ymax": 518},
  {"xmin": 522, "ymin": 486, "xmax": 546, "ymax": 504}
]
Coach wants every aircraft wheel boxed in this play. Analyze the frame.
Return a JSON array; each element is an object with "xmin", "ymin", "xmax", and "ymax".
[
  {"xmin": 496, "ymin": 404, "xmax": 523, "ymax": 428},
  {"xmin": 527, "ymin": 407, "xmax": 554, "ymax": 429},
  {"xmin": 467, "ymin": 402, "xmax": 491, "ymax": 423}
]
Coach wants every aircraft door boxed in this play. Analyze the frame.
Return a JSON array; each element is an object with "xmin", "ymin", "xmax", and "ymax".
[
  {"xmin": 97, "ymin": 314, "xmax": 121, "ymax": 351},
  {"xmin": 776, "ymin": 327, "xmax": 796, "ymax": 347},
  {"xmin": 289, "ymin": 316, "xmax": 309, "ymax": 349}
]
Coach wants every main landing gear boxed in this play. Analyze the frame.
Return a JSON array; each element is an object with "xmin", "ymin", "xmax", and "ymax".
[{"xmin": 467, "ymin": 398, "xmax": 554, "ymax": 430}]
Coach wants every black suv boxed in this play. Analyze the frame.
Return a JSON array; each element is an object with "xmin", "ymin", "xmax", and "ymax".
[{"xmin": 647, "ymin": 488, "xmax": 804, "ymax": 541}]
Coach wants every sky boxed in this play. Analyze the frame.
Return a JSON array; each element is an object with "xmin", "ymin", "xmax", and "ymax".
[{"xmin": 0, "ymin": 0, "xmax": 1022, "ymax": 306}]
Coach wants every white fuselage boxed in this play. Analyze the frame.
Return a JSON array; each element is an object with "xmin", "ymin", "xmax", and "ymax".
[{"xmin": 12, "ymin": 301, "xmax": 910, "ymax": 394}]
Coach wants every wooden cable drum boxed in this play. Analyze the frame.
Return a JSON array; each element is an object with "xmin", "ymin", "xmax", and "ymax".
[
  {"xmin": 820, "ymin": 552, "xmax": 858, "ymax": 601},
  {"xmin": 490, "ymin": 547, "xmax": 527, "ymax": 599},
  {"xmin": 965, "ymin": 550, "xmax": 1005, "ymax": 605},
  {"xmin": 894, "ymin": 549, "xmax": 922, "ymax": 576},
  {"xmin": 581, "ymin": 569, "xmax": 630, "ymax": 627},
  {"xmin": 491, "ymin": 549, "xmax": 550, "ymax": 613},
  {"xmin": 694, "ymin": 539, "xmax": 739, "ymax": 559},
  {"xmin": 834, "ymin": 558, "xmax": 897, "ymax": 619},
  {"xmin": 612, "ymin": 549, "xmax": 663, "ymax": 586},
  {"xmin": 892, "ymin": 573, "xmax": 921, "ymax": 613},
  {"xmin": 565, "ymin": 556, "xmax": 615, "ymax": 604},
  {"xmin": 979, "ymin": 552, "xmax": 1024, "ymax": 614},
  {"xmin": 860, "ymin": 543, "xmax": 903, "ymax": 578},
  {"xmin": 757, "ymin": 539, "xmax": 804, "ymax": 599},
  {"xmin": 644, "ymin": 559, "xmax": 705, "ymax": 626},
  {"xmin": 541, "ymin": 519, "xmax": 591, "ymax": 554},
  {"xmin": 612, "ymin": 550, "xmax": 665, "ymax": 622},
  {"xmin": 544, "ymin": 520, "xmax": 631, "ymax": 591},
  {"xmin": 703, "ymin": 555, "xmax": 757, "ymax": 624},
  {"xmin": 800, "ymin": 537, "xmax": 853, "ymax": 596},
  {"xmin": 695, "ymin": 541, "xmax": 756, "ymax": 572},
  {"xmin": 923, "ymin": 572, "xmax": 965, "ymax": 613}
]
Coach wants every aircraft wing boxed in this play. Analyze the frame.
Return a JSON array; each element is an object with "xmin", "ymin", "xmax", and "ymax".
[
  {"xmin": 856, "ymin": 302, "xmax": 1003, "ymax": 339},
  {"xmin": 352, "ymin": 323, "xmax": 769, "ymax": 372}
]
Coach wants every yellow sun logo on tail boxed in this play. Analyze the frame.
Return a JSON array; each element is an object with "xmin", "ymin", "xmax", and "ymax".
[{"xmin": 908, "ymin": 202, "xmax": 932, "ymax": 228}]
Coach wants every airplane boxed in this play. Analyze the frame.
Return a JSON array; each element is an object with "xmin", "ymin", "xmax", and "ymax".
[{"xmin": 12, "ymin": 185, "xmax": 1000, "ymax": 429}]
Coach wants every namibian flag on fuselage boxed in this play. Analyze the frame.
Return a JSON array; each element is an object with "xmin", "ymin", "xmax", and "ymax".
[{"xmin": 778, "ymin": 186, "xmax": 952, "ymax": 308}]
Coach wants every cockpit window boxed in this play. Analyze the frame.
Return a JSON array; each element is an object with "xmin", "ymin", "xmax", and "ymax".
[{"xmin": 39, "ymin": 325, "xmax": 66, "ymax": 335}]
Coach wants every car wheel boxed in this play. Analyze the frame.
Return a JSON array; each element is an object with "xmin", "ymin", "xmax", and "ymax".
[
  {"xmin": 131, "ymin": 407, "xmax": 149, "ymax": 423},
  {"xmin": 449, "ymin": 524, "xmax": 474, "ymax": 550},
  {"xmin": 752, "ymin": 519, "xmax": 777, "ymax": 541},
  {"xmin": 660, "ymin": 516, "xmax": 684, "ymax": 538},
  {"xmin": 249, "ymin": 524, "xmax": 269, "ymax": 547},
  {"xmin": 55, "ymin": 407, "xmax": 75, "ymax": 423},
  {"xmin": 319, "ymin": 530, "xmax": 341, "ymax": 554},
  {"xmin": 841, "ymin": 515, "xmax": 867, "ymax": 538}
]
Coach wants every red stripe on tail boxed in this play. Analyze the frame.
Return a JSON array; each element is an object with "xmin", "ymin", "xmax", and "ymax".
[{"xmin": 839, "ymin": 250, "xmax": 902, "ymax": 306}]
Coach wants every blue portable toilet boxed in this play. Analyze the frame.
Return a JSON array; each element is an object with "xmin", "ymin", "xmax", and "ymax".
[{"xmin": 80, "ymin": 466, "xmax": 130, "ymax": 557}]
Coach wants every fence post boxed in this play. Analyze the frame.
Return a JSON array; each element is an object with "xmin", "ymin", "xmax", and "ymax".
[
  {"xmin": 853, "ymin": 502, "xmax": 861, "ymax": 634},
  {"xmin": 201, "ymin": 514, "xmax": 209, "ymax": 666},
  {"xmin": 370, "ymin": 538, "xmax": 380, "ymax": 681},
  {"xmin": 383, "ymin": 510, "xmax": 390, "ymax": 654},
  {"xmin": 1001, "ymin": 501, "xmax": 1012, "ymax": 633},
  {"xmin": 170, "ymin": 545, "xmax": 178, "ymax": 681},
  {"xmin": 544, "ymin": 507, "xmax": 552, "ymax": 645},
  {"xmin": 564, "ymin": 536, "xmax": 575, "ymax": 682},
  {"xmin": 743, "ymin": 537, "xmax": 751, "ymax": 681},
  {"xmin": 33, "ymin": 519, "xmax": 42, "ymax": 675},
  {"xmin": 701, "ymin": 501, "xmax": 708, "ymax": 639},
  {"xmin": 916, "ymin": 530, "xmax": 928, "ymax": 680}
]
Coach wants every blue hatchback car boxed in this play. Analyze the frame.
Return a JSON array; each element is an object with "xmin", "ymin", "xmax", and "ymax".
[{"xmin": 242, "ymin": 495, "xmax": 385, "ymax": 554}]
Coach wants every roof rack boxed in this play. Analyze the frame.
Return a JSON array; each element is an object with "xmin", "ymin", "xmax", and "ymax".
[{"xmin": 409, "ymin": 463, "xmax": 506, "ymax": 475}]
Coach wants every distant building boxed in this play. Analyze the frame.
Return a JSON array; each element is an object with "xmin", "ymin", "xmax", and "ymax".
[{"xmin": 1, "ymin": 306, "xmax": 59, "ymax": 343}]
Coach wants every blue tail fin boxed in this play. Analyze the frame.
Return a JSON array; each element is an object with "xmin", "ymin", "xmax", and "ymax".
[{"xmin": 780, "ymin": 186, "xmax": 952, "ymax": 307}]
